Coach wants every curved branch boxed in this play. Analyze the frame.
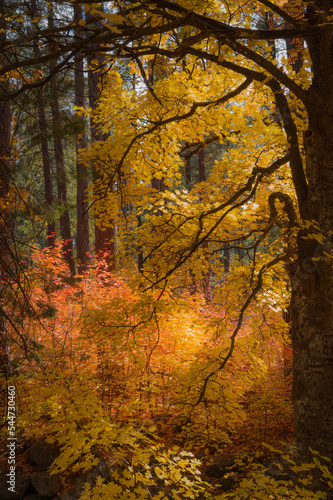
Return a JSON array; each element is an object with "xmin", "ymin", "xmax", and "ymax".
[
  {"xmin": 125, "ymin": 47, "xmax": 163, "ymax": 105},
  {"xmin": 142, "ymin": 153, "xmax": 290, "ymax": 290},
  {"xmin": 182, "ymin": 251, "xmax": 286, "ymax": 423},
  {"xmin": 116, "ymin": 0, "xmax": 312, "ymax": 40},
  {"xmin": 105, "ymin": 76, "xmax": 254, "ymax": 191},
  {"xmin": 268, "ymin": 191, "xmax": 298, "ymax": 226},
  {"xmin": 267, "ymin": 79, "xmax": 308, "ymax": 216},
  {"xmin": 222, "ymin": 38, "xmax": 308, "ymax": 103}
]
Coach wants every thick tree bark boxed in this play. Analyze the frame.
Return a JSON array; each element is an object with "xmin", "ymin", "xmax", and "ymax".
[
  {"xmin": 74, "ymin": 4, "xmax": 90, "ymax": 272},
  {"xmin": 291, "ymin": 100, "xmax": 333, "ymax": 461},
  {"xmin": 88, "ymin": 69, "xmax": 117, "ymax": 269},
  {"xmin": 285, "ymin": 5, "xmax": 333, "ymax": 465},
  {"xmin": 182, "ymin": 148, "xmax": 196, "ymax": 293},
  {"xmin": 151, "ymin": 177, "xmax": 165, "ymax": 192},
  {"xmin": 0, "ymin": 104, "xmax": 10, "ymax": 199},
  {"xmin": 137, "ymin": 213, "xmax": 144, "ymax": 272},
  {"xmin": 198, "ymin": 147, "xmax": 206, "ymax": 184},
  {"xmin": 286, "ymin": 37, "xmax": 303, "ymax": 74}
]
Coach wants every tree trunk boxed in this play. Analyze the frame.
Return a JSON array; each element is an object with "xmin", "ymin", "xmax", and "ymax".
[
  {"xmin": 184, "ymin": 152, "xmax": 191, "ymax": 188},
  {"xmin": 87, "ymin": 9, "xmax": 117, "ymax": 270},
  {"xmin": 0, "ymin": 105, "xmax": 10, "ymax": 199},
  {"xmin": 0, "ymin": 0, "xmax": 12, "ymax": 377},
  {"xmin": 37, "ymin": 91, "xmax": 56, "ymax": 247},
  {"xmin": 151, "ymin": 177, "xmax": 165, "ymax": 192},
  {"xmin": 291, "ymin": 97, "xmax": 333, "ymax": 461},
  {"xmin": 282, "ymin": 306, "xmax": 292, "ymax": 379},
  {"xmin": 88, "ymin": 81, "xmax": 117, "ymax": 269},
  {"xmin": 74, "ymin": 4, "xmax": 89, "ymax": 272},
  {"xmin": 31, "ymin": 0, "xmax": 55, "ymax": 248},
  {"xmin": 222, "ymin": 244, "xmax": 230, "ymax": 273},
  {"xmin": 198, "ymin": 147, "xmax": 206, "ymax": 184},
  {"xmin": 198, "ymin": 147, "xmax": 211, "ymax": 304},
  {"xmin": 49, "ymin": 9, "xmax": 75, "ymax": 276},
  {"xmin": 286, "ymin": 37, "xmax": 303, "ymax": 74},
  {"xmin": 0, "ymin": 99, "xmax": 12, "ymax": 377},
  {"xmin": 137, "ymin": 213, "xmax": 144, "ymax": 272},
  {"xmin": 49, "ymin": 76, "xmax": 75, "ymax": 275},
  {"xmin": 183, "ymin": 147, "xmax": 197, "ymax": 292}
]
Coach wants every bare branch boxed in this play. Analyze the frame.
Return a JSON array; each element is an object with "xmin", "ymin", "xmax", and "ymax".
[{"xmin": 125, "ymin": 47, "xmax": 163, "ymax": 105}]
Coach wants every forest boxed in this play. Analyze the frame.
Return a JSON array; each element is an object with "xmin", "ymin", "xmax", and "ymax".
[{"xmin": 1, "ymin": 0, "xmax": 333, "ymax": 499}]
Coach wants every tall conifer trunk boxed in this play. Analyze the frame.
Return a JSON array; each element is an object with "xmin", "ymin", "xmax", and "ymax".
[
  {"xmin": 0, "ymin": 99, "xmax": 11, "ymax": 377},
  {"xmin": 88, "ymin": 61, "xmax": 117, "ymax": 269},
  {"xmin": 74, "ymin": 4, "xmax": 89, "ymax": 271},
  {"xmin": 87, "ymin": 9, "xmax": 117, "ymax": 270},
  {"xmin": 48, "ymin": 8, "xmax": 75, "ymax": 275},
  {"xmin": 0, "ymin": 0, "xmax": 12, "ymax": 376},
  {"xmin": 31, "ymin": 0, "xmax": 55, "ymax": 248},
  {"xmin": 198, "ymin": 147, "xmax": 211, "ymax": 303},
  {"xmin": 37, "ymin": 90, "xmax": 56, "ymax": 248}
]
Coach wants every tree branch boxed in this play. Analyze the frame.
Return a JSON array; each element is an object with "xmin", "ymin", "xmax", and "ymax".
[
  {"xmin": 124, "ymin": 47, "xmax": 163, "ymax": 105},
  {"xmin": 141, "ymin": 153, "xmax": 290, "ymax": 289},
  {"xmin": 268, "ymin": 191, "xmax": 298, "ymax": 226},
  {"xmin": 267, "ymin": 79, "xmax": 308, "ymax": 216},
  {"xmin": 105, "ymin": 77, "xmax": 254, "ymax": 192},
  {"xmin": 256, "ymin": 0, "xmax": 301, "ymax": 27},
  {"xmin": 222, "ymin": 38, "xmax": 308, "ymax": 103},
  {"xmin": 182, "ymin": 251, "xmax": 286, "ymax": 423}
]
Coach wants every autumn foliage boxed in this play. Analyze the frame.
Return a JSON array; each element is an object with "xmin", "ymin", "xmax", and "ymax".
[
  {"xmin": 0, "ymin": 242, "xmax": 296, "ymax": 497},
  {"xmin": 3, "ymin": 0, "xmax": 333, "ymax": 497}
]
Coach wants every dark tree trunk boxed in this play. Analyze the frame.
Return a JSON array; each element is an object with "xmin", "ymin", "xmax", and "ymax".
[
  {"xmin": 291, "ymin": 97, "xmax": 333, "ymax": 460},
  {"xmin": 0, "ymin": 100, "xmax": 12, "ymax": 377},
  {"xmin": 183, "ymin": 147, "xmax": 196, "ymax": 292},
  {"xmin": 282, "ymin": 306, "xmax": 292, "ymax": 379},
  {"xmin": 222, "ymin": 244, "xmax": 230, "ymax": 273},
  {"xmin": 286, "ymin": 37, "xmax": 303, "ymax": 74},
  {"xmin": 31, "ymin": 0, "xmax": 55, "ymax": 248},
  {"xmin": 198, "ymin": 147, "xmax": 206, "ymax": 183},
  {"xmin": 151, "ymin": 177, "xmax": 165, "ymax": 192},
  {"xmin": 0, "ymin": 0, "xmax": 12, "ymax": 376},
  {"xmin": 137, "ymin": 213, "xmax": 144, "ymax": 272},
  {"xmin": 198, "ymin": 147, "xmax": 211, "ymax": 304},
  {"xmin": 87, "ymin": 35, "xmax": 116, "ymax": 270},
  {"xmin": 184, "ymin": 153, "xmax": 191, "ymax": 188},
  {"xmin": 49, "ymin": 9, "xmax": 75, "ymax": 276},
  {"xmin": 74, "ymin": 4, "xmax": 89, "ymax": 272},
  {"xmin": 37, "ymin": 91, "xmax": 56, "ymax": 248},
  {"xmin": 287, "ymin": 8, "xmax": 333, "ymax": 462},
  {"xmin": 0, "ymin": 104, "xmax": 10, "ymax": 199},
  {"xmin": 49, "ymin": 75, "xmax": 75, "ymax": 275}
]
